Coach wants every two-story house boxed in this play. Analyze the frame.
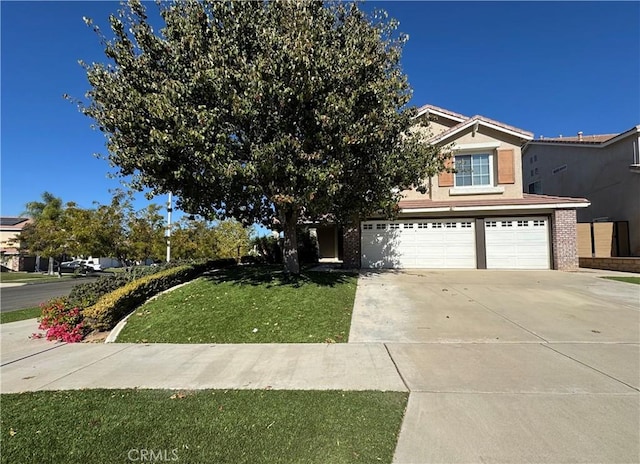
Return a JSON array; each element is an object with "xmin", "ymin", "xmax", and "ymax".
[
  {"xmin": 0, "ymin": 216, "xmax": 32, "ymax": 271},
  {"xmin": 317, "ymin": 105, "xmax": 590, "ymax": 271},
  {"xmin": 522, "ymin": 126, "xmax": 640, "ymax": 257}
]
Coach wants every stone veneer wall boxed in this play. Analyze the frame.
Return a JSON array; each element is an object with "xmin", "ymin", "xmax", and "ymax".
[
  {"xmin": 579, "ymin": 257, "xmax": 640, "ymax": 273},
  {"xmin": 342, "ymin": 224, "xmax": 361, "ymax": 269},
  {"xmin": 552, "ymin": 209, "xmax": 579, "ymax": 271}
]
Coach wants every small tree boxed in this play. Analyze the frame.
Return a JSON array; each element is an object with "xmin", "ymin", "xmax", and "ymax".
[
  {"xmin": 76, "ymin": 0, "xmax": 446, "ymax": 274},
  {"xmin": 22, "ymin": 192, "xmax": 68, "ymax": 275}
]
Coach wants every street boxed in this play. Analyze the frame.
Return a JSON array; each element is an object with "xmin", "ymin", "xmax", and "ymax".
[{"xmin": 0, "ymin": 277, "xmax": 98, "ymax": 312}]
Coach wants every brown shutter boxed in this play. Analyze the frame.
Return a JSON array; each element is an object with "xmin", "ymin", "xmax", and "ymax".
[
  {"xmin": 438, "ymin": 157, "xmax": 454, "ymax": 187},
  {"xmin": 497, "ymin": 148, "xmax": 515, "ymax": 184}
]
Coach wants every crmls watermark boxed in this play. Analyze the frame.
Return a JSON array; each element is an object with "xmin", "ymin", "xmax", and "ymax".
[{"xmin": 127, "ymin": 448, "xmax": 179, "ymax": 462}]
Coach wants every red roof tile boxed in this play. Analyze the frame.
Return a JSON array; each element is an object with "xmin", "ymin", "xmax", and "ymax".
[
  {"xmin": 398, "ymin": 193, "xmax": 588, "ymax": 210},
  {"xmin": 536, "ymin": 134, "xmax": 618, "ymax": 144}
]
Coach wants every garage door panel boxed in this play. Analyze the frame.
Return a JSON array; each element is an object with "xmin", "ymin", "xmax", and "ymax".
[
  {"xmin": 361, "ymin": 220, "xmax": 475, "ymax": 269},
  {"xmin": 485, "ymin": 217, "xmax": 550, "ymax": 269}
]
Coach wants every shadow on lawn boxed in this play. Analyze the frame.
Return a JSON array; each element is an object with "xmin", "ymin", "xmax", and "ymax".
[{"xmin": 203, "ymin": 265, "xmax": 355, "ymax": 288}]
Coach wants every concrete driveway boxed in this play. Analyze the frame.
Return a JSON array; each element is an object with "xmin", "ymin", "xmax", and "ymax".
[{"xmin": 350, "ymin": 270, "xmax": 640, "ymax": 464}]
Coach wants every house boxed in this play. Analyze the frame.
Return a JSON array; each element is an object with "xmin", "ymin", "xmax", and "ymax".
[
  {"xmin": 313, "ymin": 105, "xmax": 590, "ymax": 270},
  {"xmin": 0, "ymin": 216, "xmax": 33, "ymax": 271},
  {"xmin": 522, "ymin": 126, "xmax": 640, "ymax": 257}
]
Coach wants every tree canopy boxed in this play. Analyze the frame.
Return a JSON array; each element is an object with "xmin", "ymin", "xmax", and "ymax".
[{"xmin": 76, "ymin": 0, "xmax": 447, "ymax": 273}]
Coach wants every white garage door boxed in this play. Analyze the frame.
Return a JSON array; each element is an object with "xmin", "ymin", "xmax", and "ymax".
[
  {"xmin": 485, "ymin": 217, "xmax": 550, "ymax": 269},
  {"xmin": 361, "ymin": 219, "xmax": 476, "ymax": 269}
]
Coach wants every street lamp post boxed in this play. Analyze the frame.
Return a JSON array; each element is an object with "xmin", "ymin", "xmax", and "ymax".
[{"xmin": 166, "ymin": 192, "xmax": 172, "ymax": 263}]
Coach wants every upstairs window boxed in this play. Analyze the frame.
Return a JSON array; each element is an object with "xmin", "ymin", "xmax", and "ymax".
[{"xmin": 455, "ymin": 154, "xmax": 492, "ymax": 187}]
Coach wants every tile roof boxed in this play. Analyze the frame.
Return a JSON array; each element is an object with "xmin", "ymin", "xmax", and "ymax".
[
  {"xmin": 416, "ymin": 104, "xmax": 468, "ymax": 121},
  {"xmin": 536, "ymin": 134, "xmax": 618, "ymax": 144},
  {"xmin": 398, "ymin": 193, "xmax": 589, "ymax": 210}
]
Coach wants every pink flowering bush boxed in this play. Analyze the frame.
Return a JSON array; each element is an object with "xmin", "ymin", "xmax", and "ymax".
[{"xmin": 38, "ymin": 298, "xmax": 86, "ymax": 343}]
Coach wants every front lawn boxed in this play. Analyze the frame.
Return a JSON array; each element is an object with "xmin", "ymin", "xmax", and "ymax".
[
  {"xmin": 0, "ymin": 307, "xmax": 41, "ymax": 324},
  {"xmin": 0, "ymin": 389, "xmax": 407, "ymax": 464},
  {"xmin": 601, "ymin": 276, "xmax": 640, "ymax": 285},
  {"xmin": 117, "ymin": 266, "xmax": 357, "ymax": 343}
]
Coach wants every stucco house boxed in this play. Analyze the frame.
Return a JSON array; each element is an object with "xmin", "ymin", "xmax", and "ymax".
[
  {"xmin": 0, "ymin": 216, "xmax": 32, "ymax": 271},
  {"xmin": 522, "ymin": 126, "xmax": 640, "ymax": 257},
  {"xmin": 312, "ymin": 105, "xmax": 590, "ymax": 270}
]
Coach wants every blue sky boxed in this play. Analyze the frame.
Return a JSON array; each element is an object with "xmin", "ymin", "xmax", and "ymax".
[{"xmin": 2, "ymin": 1, "xmax": 639, "ymax": 225}]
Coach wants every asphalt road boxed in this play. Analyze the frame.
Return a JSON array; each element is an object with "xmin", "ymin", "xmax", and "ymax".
[{"xmin": 0, "ymin": 277, "xmax": 98, "ymax": 312}]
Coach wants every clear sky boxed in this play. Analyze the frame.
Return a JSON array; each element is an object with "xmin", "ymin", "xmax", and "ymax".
[{"xmin": 2, "ymin": 1, "xmax": 639, "ymax": 223}]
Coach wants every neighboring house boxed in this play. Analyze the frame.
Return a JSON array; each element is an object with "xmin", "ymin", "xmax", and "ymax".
[
  {"xmin": 0, "ymin": 216, "xmax": 33, "ymax": 271},
  {"xmin": 312, "ymin": 104, "xmax": 590, "ymax": 270},
  {"xmin": 522, "ymin": 126, "xmax": 640, "ymax": 256}
]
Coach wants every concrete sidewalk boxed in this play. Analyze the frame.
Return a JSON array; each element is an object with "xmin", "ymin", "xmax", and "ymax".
[{"xmin": 1, "ymin": 319, "xmax": 405, "ymax": 393}]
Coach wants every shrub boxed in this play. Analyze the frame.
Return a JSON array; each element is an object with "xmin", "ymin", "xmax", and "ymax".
[
  {"xmin": 83, "ymin": 258, "xmax": 235, "ymax": 331},
  {"xmin": 68, "ymin": 262, "xmax": 186, "ymax": 307},
  {"xmin": 38, "ymin": 298, "xmax": 86, "ymax": 343}
]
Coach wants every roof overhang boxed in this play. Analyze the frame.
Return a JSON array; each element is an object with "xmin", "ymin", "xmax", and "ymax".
[
  {"xmin": 399, "ymin": 202, "xmax": 590, "ymax": 214},
  {"xmin": 523, "ymin": 125, "xmax": 640, "ymax": 153},
  {"xmin": 415, "ymin": 105, "xmax": 467, "ymax": 123},
  {"xmin": 431, "ymin": 116, "xmax": 534, "ymax": 145}
]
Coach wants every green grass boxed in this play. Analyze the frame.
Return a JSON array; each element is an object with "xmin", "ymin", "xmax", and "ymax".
[
  {"xmin": 0, "ymin": 272, "xmax": 73, "ymax": 283},
  {"xmin": 601, "ymin": 276, "xmax": 640, "ymax": 285},
  {"xmin": 117, "ymin": 266, "xmax": 358, "ymax": 343},
  {"xmin": 0, "ymin": 307, "xmax": 41, "ymax": 324},
  {"xmin": 0, "ymin": 389, "xmax": 407, "ymax": 464}
]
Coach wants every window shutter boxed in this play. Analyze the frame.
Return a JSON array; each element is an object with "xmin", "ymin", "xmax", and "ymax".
[
  {"xmin": 438, "ymin": 157, "xmax": 454, "ymax": 187},
  {"xmin": 497, "ymin": 149, "xmax": 515, "ymax": 184}
]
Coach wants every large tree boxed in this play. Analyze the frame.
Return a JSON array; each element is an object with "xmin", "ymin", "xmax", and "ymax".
[{"xmin": 76, "ymin": 0, "xmax": 447, "ymax": 273}]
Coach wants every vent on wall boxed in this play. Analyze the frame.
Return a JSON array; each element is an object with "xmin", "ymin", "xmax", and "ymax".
[{"xmin": 552, "ymin": 165, "xmax": 567, "ymax": 175}]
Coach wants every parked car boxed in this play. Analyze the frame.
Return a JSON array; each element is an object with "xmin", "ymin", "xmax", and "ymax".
[
  {"xmin": 59, "ymin": 260, "xmax": 94, "ymax": 274},
  {"xmin": 80, "ymin": 259, "xmax": 102, "ymax": 272}
]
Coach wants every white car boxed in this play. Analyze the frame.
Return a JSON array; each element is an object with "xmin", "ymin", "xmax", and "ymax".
[{"xmin": 80, "ymin": 259, "xmax": 102, "ymax": 272}]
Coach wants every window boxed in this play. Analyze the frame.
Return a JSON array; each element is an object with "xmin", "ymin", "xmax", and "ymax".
[
  {"xmin": 376, "ymin": 224, "xmax": 386, "ymax": 230},
  {"xmin": 362, "ymin": 224, "xmax": 373, "ymax": 230},
  {"xmin": 432, "ymin": 222, "xmax": 443, "ymax": 229},
  {"xmin": 534, "ymin": 167, "xmax": 539, "ymax": 175},
  {"xmin": 403, "ymin": 223, "xmax": 414, "ymax": 229},
  {"xmin": 528, "ymin": 181, "xmax": 542, "ymax": 194},
  {"xmin": 501, "ymin": 221, "xmax": 513, "ymax": 227},
  {"xmin": 533, "ymin": 220, "xmax": 545, "ymax": 227},
  {"xmin": 534, "ymin": 155, "xmax": 538, "ymax": 162},
  {"xmin": 517, "ymin": 220, "xmax": 529, "ymax": 227},
  {"xmin": 461, "ymin": 222, "xmax": 472, "ymax": 228},
  {"xmin": 486, "ymin": 221, "xmax": 497, "ymax": 228},
  {"xmin": 389, "ymin": 223, "xmax": 400, "ymax": 230},
  {"xmin": 445, "ymin": 222, "xmax": 456, "ymax": 228},
  {"xmin": 455, "ymin": 154, "xmax": 491, "ymax": 187}
]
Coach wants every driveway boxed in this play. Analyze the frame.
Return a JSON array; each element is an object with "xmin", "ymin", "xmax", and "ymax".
[{"xmin": 350, "ymin": 270, "xmax": 640, "ymax": 464}]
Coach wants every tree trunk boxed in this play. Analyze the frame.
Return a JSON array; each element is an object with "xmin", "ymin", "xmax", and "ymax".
[
  {"xmin": 48, "ymin": 256, "xmax": 55, "ymax": 276},
  {"xmin": 280, "ymin": 209, "xmax": 300, "ymax": 275}
]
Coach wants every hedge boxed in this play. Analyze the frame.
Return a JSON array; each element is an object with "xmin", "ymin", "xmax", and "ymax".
[
  {"xmin": 69, "ymin": 262, "xmax": 196, "ymax": 308},
  {"xmin": 83, "ymin": 258, "xmax": 235, "ymax": 331}
]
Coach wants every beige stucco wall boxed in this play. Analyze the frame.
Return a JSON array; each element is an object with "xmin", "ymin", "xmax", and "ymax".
[
  {"xmin": 523, "ymin": 135, "xmax": 640, "ymax": 256},
  {"xmin": 0, "ymin": 230, "xmax": 21, "ymax": 249},
  {"xmin": 401, "ymin": 124, "xmax": 526, "ymax": 202}
]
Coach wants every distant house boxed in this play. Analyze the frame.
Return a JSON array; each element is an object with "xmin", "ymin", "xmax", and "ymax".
[
  {"xmin": 311, "ymin": 104, "xmax": 590, "ymax": 270},
  {"xmin": 522, "ymin": 126, "xmax": 640, "ymax": 256},
  {"xmin": 0, "ymin": 216, "xmax": 33, "ymax": 271}
]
